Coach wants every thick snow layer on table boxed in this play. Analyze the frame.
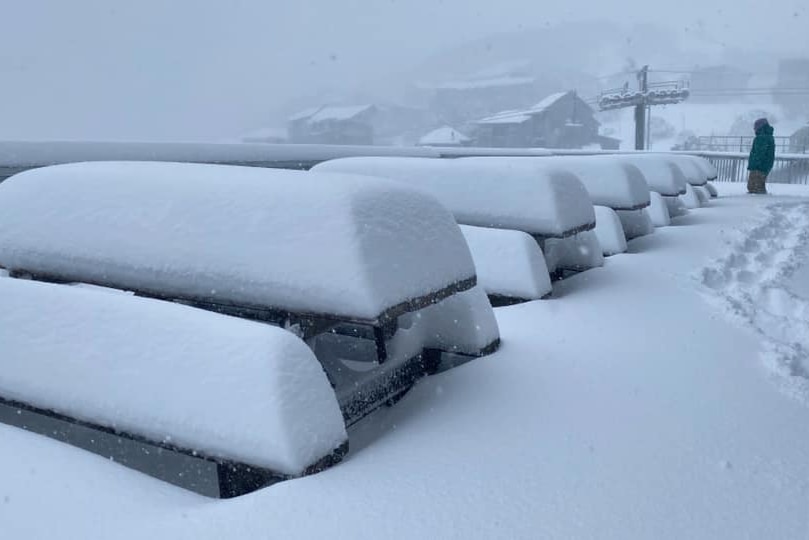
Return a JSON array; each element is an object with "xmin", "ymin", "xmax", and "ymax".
[
  {"xmin": 543, "ymin": 230, "xmax": 604, "ymax": 273},
  {"xmin": 648, "ymin": 192, "xmax": 672, "ymax": 227},
  {"xmin": 5, "ymin": 184, "xmax": 809, "ymax": 540},
  {"xmin": 0, "ymin": 140, "xmax": 438, "ymax": 168},
  {"xmin": 615, "ymin": 209, "xmax": 655, "ymax": 239},
  {"xmin": 680, "ymin": 154, "xmax": 718, "ymax": 181},
  {"xmin": 663, "ymin": 154, "xmax": 708, "ymax": 186},
  {"xmin": 483, "ymin": 155, "xmax": 651, "ymax": 211},
  {"xmin": 594, "ymin": 207, "xmax": 628, "ymax": 256},
  {"xmin": 0, "ymin": 162, "xmax": 475, "ymax": 322},
  {"xmin": 612, "ymin": 154, "xmax": 688, "ymax": 196},
  {"xmin": 460, "ymin": 225, "xmax": 552, "ymax": 300},
  {"xmin": 680, "ymin": 184, "xmax": 702, "ymax": 209},
  {"xmin": 313, "ymin": 157, "xmax": 595, "ymax": 238},
  {"xmin": 0, "ymin": 278, "xmax": 346, "ymax": 475}
]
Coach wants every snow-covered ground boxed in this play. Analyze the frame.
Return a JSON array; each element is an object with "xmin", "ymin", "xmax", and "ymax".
[{"xmin": 3, "ymin": 183, "xmax": 809, "ymax": 539}]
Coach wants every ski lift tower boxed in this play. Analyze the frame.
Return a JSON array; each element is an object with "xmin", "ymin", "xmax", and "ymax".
[{"xmin": 597, "ymin": 66, "xmax": 690, "ymax": 150}]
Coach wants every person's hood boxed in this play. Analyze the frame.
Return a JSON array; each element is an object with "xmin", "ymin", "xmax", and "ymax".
[{"xmin": 756, "ymin": 123, "xmax": 774, "ymax": 136}]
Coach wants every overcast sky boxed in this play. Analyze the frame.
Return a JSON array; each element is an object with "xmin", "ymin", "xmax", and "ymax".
[{"xmin": 1, "ymin": 0, "xmax": 806, "ymax": 140}]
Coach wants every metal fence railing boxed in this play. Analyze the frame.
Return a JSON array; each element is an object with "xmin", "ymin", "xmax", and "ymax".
[
  {"xmin": 695, "ymin": 135, "xmax": 804, "ymax": 154},
  {"xmin": 694, "ymin": 151, "xmax": 809, "ymax": 184}
]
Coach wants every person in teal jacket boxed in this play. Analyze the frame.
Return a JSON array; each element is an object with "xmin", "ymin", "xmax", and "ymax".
[{"xmin": 747, "ymin": 118, "xmax": 775, "ymax": 194}]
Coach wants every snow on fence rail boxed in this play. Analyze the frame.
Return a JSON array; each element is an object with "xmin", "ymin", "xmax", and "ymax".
[
  {"xmin": 0, "ymin": 278, "xmax": 348, "ymax": 498},
  {"xmin": 0, "ymin": 141, "xmax": 440, "ymax": 181},
  {"xmin": 693, "ymin": 151, "xmax": 809, "ymax": 185},
  {"xmin": 0, "ymin": 161, "xmax": 500, "ymax": 427}
]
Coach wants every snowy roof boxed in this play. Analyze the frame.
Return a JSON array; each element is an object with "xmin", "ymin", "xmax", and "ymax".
[
  {"xmin": 418, "ymin": 127, "xmax": 471, "ymax": 146},
  {"xmin": 529, "ymin": 92, "xmax": 569, "ymax": 112},
  {"xmin": 0, "ymin": 277, "xmax": 346, "ymax": 475},
  {"xmin": 289, "ymin": 105, "xmax": 375, "ymax": 124},
  {"xmin": 431, "ymin": 76, "xmax": 535, "ymax": 91},
  {"xmin": 313, "ymin": 157, "xmax": 596, "ymax": 238},
  {"xmin": 474, "ymin": 110, "xmax": 533, "ymax": 125},
  {"xmin": 0, "ymin": 162, "xmax": 476, "ymax": 323}
]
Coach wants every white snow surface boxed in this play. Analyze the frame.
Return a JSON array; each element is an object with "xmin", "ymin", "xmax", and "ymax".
[
  {"xmin": 0, "ymin": 278, "xmax": 346, "ymax": 475},
  {"xmin": 466, "ymin": 155, "xmax": 650, "ymax": 211},
  {"xmin": 680, "ymin": 184, "xmax": 702, "ymax": 209},
  {"xmin": 594, "ymin": 206, "xmax": 628, "ymax": 256},
  {"xmin": 313, "ymin": 157, "xmax": 596, "ymax": 238},
  {"xmin": 611, "ymin": 154, "xmax": 688, "ymax": 196},
  {"xmin": 648, "ymin": 192, "xmax": 672, "ymax": 227},
  {"xmin": 0, "ymin": 162, "xmax": 475, "ymax": 322},
  {"xmin": 4, "ymin": 183, "xmax": 809, "ymax": 540},
  {"xmin": 706, "ymin": 182, "xmax": 719, "ymax": 198},
  {"xmin": 460, "ymin": 225, "xmax": 552, "ymax": 300}
]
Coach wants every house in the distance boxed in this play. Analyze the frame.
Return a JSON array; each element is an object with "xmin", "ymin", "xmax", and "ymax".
[
  {"xmin": 417, "ymin": 126, "xmax": 471, "ymax": 147},
  {"xmin": 288, "ymin": 105, "xmax": 376, "ymax": 145},
  {"xmin": 469, "ymin": 91, "xmax": 600, "ymax": 149}
]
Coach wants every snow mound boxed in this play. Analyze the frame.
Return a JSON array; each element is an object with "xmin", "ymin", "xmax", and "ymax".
[
  {"xmin": 705, "ymin": 182, "xmax": 719, "ymax": 198},
  {"xmin": 420, "ymin": 285, "xmax": 501, "ymax": 360},
  {"xmin": 680, "ymin": 184, "xmax": 702, "ymax": 209},
  {"xmin": 663, "ymin": 154, "xmax": 709, "ymax": 186},
  {"xmin": 694, "ymin": 185, "xmax": 711, "ymax": 205},
  {"xmin": 0, "ymin": 278, "xmax": 346, "ymax": 475},
  {"xmin": 613, "ymin": 154, "xmax": 688, "ymax": 197},
  {"xmin": 313, "ymin": 157, "xmax": 595, "ymax": 238},
  {"xmin": 665, "ymin": 195, "xmax": 689, "ymax": 218},
  {"xmin": 615, "ymin": 209, "xmax": 655, "ymax": 239},
  {"xmin": 0, "ymin": 161, "xmax": 475, "ymax": 323},
  {"xmin": 498, "ymin": 155, "xmax": 651, "ymax": 211},
  {"xmin": 682, "ymin": 154, "xmax": 717, "ymax": 182},
  {"xmin": 544, "ymin": 230, "xmax": 605, "ymax": 274},
  {"xmin": 648, "ymin": 192, "xmax": 672, "ymax": 227},
  {"xmin": 460, "ymin": 225, "xmax": 552, "ymax": 302},
  {"xmin": 594, "ymin": 207, "xmax": 628, "ymax": 255}
]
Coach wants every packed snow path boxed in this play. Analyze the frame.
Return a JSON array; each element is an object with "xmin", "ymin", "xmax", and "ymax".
[
  {"xmin": 2, "ymin": 184, "xmax": 809, "ymax": 539},
  {"xmin": 701, "ymin": 200, "xmax": 809, "ymax": 404}
]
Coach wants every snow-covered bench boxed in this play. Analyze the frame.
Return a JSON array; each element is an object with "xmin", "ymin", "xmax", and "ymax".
[
  {"xmin": 0, "ymin": 277, "xmax": 347, "ymax": 498},
  {"xmin": 606, "ymin": 154, "xmax": 689, "ymax": 218},
  {"xmin": 460, "ymin": 225, "xmax": 552, "ymax": 305},
  {"xmin": 467, "ymin": 155, "xmax": 653, "ymax": 240},
  {"xmin": 312, "ymin": 156, "xmax": 602, "ymax": 277},
  {"xmin": 0, "ymin": 161, "xmax": 500, "ymax": 427}
]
